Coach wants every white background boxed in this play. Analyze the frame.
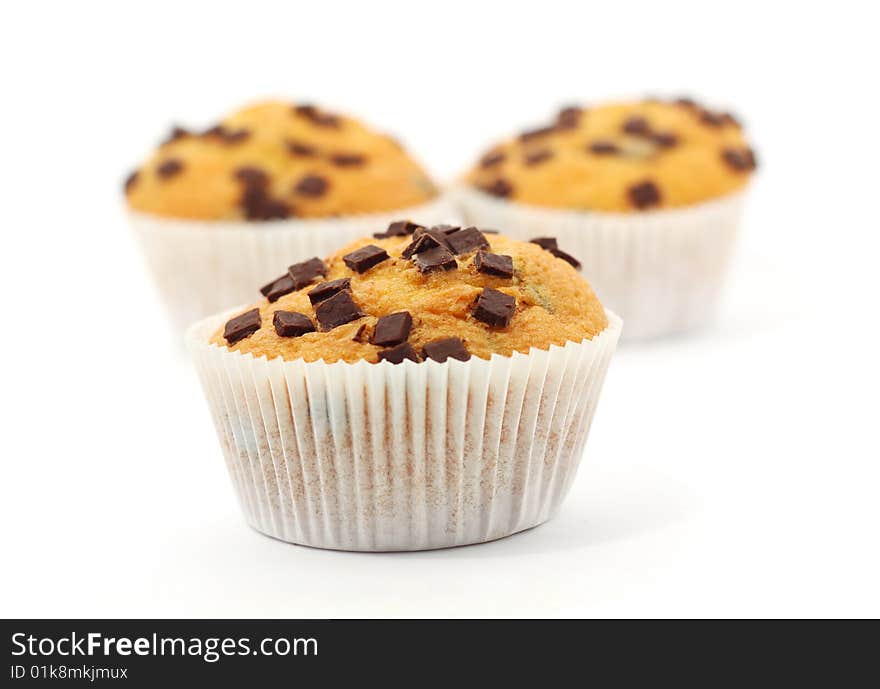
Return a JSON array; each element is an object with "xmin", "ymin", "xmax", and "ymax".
[{"xmin": 1, "ymin": 0, "xmax": 878, "ymax": 618}]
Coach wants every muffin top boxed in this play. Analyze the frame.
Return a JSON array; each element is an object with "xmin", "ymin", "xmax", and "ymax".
[
  {"xmin": 124, "ymin": 101, "xmax": 437, "ymax": 221},
  {"xmin": 465, "ymin": 97, "xmax": 757, "ymax": 212},
  {"xmin": 210, "ymin": 223, "xmax": 608, "ymax": 364}
]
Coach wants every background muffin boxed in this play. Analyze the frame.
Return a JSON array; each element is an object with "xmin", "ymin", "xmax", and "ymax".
[
  {"xmin": 189, "ymin": 225, "xmax": 621, "ymax": 551},
  {"xmin": 458, "ymin": 97, "xmax": 757, "ymax": 340},
  {"xmin": 126, "ymin": 100, "xmax": 457, "ymax": 333}
]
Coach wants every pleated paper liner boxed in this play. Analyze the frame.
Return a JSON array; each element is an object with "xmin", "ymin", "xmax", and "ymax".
[
  {"xmin": 131, "ymin": 193, "xmax": 459, "ymax": 333},
  {"xmin": 187, "ymin": 309, "xmax": 622, "ymax": 551},
  {"xmin": 456, "ymin": 186, "xmax": 747, "ymax": 340}
]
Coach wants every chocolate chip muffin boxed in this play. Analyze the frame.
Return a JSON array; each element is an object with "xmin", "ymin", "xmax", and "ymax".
[
  {"xmin": 457, "ymin": 96, "xmax": 757, "ymax": 340},
  {"xmin": 466, "ymin": 98, "xmax": 756, "ymax": 212},
  {"xmin": 126, "ymin": 100, "xmax": 437, "ymax": 220},
  {"xmin": 211, "ymin": 226, "xmax": 608, "ymax": 363},
  {"xmin": 188, "ymin": 223, "xmax": 622, "ymax": 551},
  {"xmin": 125, "ymin": 100, "xmax": 455, "ymax": 333}
]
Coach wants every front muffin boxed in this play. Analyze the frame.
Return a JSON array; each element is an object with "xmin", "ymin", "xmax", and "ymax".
[
  {"xmin": 189, "ymin": 223, "xmax": 621, "ymax": 551},
  {"xmin": 466, "ymin": 98, "xmax": 757, "ymax": 212},
  {"xmin": 126, "ymin": 100, "xmax": 437, "ymax": 220},
  {"xmin": 212, "ymin": 227, "xmax": 608, "ymax": 363}
]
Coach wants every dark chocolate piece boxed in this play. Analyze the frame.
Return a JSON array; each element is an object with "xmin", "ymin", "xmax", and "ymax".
[
  {"xmin": 234, "ymin": 166, "xmax": 269, "ymax": 188},
  {"xmin": 288, "ymin": 257, "xmax": 327, "ymax": 290},
  {"xmin": 550, "ymin": 248, "xmax": 582, "ymax": 270},
  {"xmin": 308, "ymin": 278, "xmax": 352, "ymax": 305},
  {"xmin": 699, "ymin": 109, "xmax": 725, "ymax": 127},
  {"xmin": 473, "ymin": 288, "xmax": 516, "ymax": 328},
  {"xmin": 294, "ymin": 174, "xmax": 329, "ymax": 197},
  {"xmin": 474, "ymin": 251, "xmax": 514, "ymax": 278},
  {"xmin": 203, "ymin": 125, "xmax": 250, "ymax": 143},
  {"xmin": 330, "ymin": 153, "xmax": 366, "ymax": 167},
  {"xmin": 156, "ymin": 159, "xmax": 184, "ymax": 179},
  {"xmin": 589, "ymin": 140, "xmax": 619, "ymax": 155},
  {"xmin": 432, "ymin": 224, "xmax": 462, "ymax": 235},
  {"xmin": 343, "ymin": 244, "xmax": 389, "ymax": 273},
  {"xmin": 651, "ymin": 131, "xmax": 679, "ymax": 148},
  {"xmin": 622, "ymin": 116, "xmax": 651, "ymax": 136},
  {"xmin": 223, "ymin": 308, "xmax": 262, "ymax": 344},
  {"xmin": 241, "ymin": 186, "xmax": 291, "ymax": 220},
  {"xmin": 556, "ymin": 106, "xmax": 583, "ymax": 128},
  {"xmin": 294, "ymin": 104, "xmax": 341, "ymax": 128},
  {"xmin": 524, "ymin": 148, "xmax": 554, "ymax": 166},
  {"xmin": 422, "ymin": 338, "xmax": 470, "ymax": 363},
  {"xmin": 259, "ymin": 274, "xmax": 296, "ymax": 303},
  {"xmin": 447, "ymin": 227, "xmax": 489, "ymax": 255},
  {"xmin": 480, "ymin": 150, "xmax": 506, "ymax": 168},
  {"xmin": 529, "ymin": 237, "xmax": 558, "ymax": 251},
  {"xmin": 163, "ymin": 126, "xmax": 191, "ymax": 145},
  {"xmin": 377, "ymin": 342, "xmax": 421, "ymax": 364},
  {"xmin": 401, "ymin": 227, "xmax": 452, "ymax": 258},
  {"xmin": 286, "ymin": 139, "xmax": 317, "ymax": 156},
  {"xmin": 482, "ymin": 178, "xmax": 513, "ymax": 198},
  {"xmin": 412, "ymin": 245, "xmax": 457, "ymax": 273},
  {"xmin": 519, "ymin": 125, "xmax": 557, "ymax": 141},
  {"xmin": 314, "ymin": 290, "xmax": 365, "ymax": 331},
  {"xmin": 385, "ymin": 220, "xmax": 424, "ymax": 237},
  {"xmin": 628, "ymin": 180, "xmax": 662, "ymax": 209},
  {"xmin": 273, "ymin": 311, "xmax": 315, "ymax": 338},
  {"xmin": 371, "ymin": 311, "xmax": 413, "ymax": 347},
  {"xmin": 721, "ymin": 147, "xmax": 757, "ymax": 172},
  {"xmin": 352, "ymin": 323, "xmax": 370, "ymax": 343}
]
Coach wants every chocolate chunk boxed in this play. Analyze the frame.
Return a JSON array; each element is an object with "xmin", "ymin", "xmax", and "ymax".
[
  {"xmin": 241, "ymin": 187, "xmax": 291, "ymax": 220},
  {"xmin": 286, "ymin": 139, "xmax": 317, "ymax": 156},
  {"xmin": 156, "ymin": 159, "xmax": 184, "ymax": 179},
  {"xmin": 343, "ymin": 244, "xmax": 389, "ymax": 273},
  {"xmin": 651, "ymin": 131, "xmax": 679, "ymax": 148},
  {"xmin": 530, "ymin": 237, "xmax": 558, "ymax": 251},
  {"xmin": 721, "ymin": 147, "xmax": 757, "ymax": 171},
  {"xmin": 273, "ymin": 311, "xmax": 315, "ymax": 338},
  {"xmin": 550, "ymin": 248, "xmax": 581, "ymax": 270},
  {"xmin": 330, "ymin": 153, "xmax": 366, "ymax": 167},
  {"xmin": 473, "ymin": 288, "xmax": 516, "ymax": 328},
  {"xmin": 386, "ymin": 220, "xmax": 423, "ymax": 237},
  {"xmin": 622, "ymin": 116, "xmax": 651, "ymax": 136},
  {"xmin": 556, "ymin": 106, "xmax": 583, "ymax": 128},
  {"xmin": 223, "ymin": 308, "xmax": 262, "ymax": 344},
  {"xmin": 314, "ymin": 289, "xmax": 365, "ymax": 331},
  {"xmin": 474, "ymin": 251, "xmax": 514, "ymax": 278},
  {"xmin": 480, "ymin": 150, "xmax": 506, "ymax": 168},
  {"xmin": 519, "ymin": 125, "xmax": 557, "ymax": 142},
  {"xmin": 412, "ymin": 245, "xmax": 457, "ymax": 273},
  {"xmin": 377, "ymin": 342, "xmax": 420, "ymax": 364},
  {"xmin": 481, "ymin": 228, "xmax": 500, "ymax": 235},
  {"xmin": 481, "ymin": 178, "xmax": 513, "ymax": 198},
  {"xmin": 401, "ymin": 227, "xmax": 452, "ymax": 258},
  {"xmin": 628, "ymin": 180, "xmax": 662, "ymax": 209},
  {"xmin": 352, "ymin": 323, "xmax": 370, "ymax": 343},
  {"xmin": 699, "ymin": 110, "xmax": 725, "ymax": 127},
  {"xmin": 295, "ymin": 174, "xmax": 329, "ymax": 197},
  {"xmin": 234, "ymin": 166, "xmax": 269, "ymax": 188},
  {"xmin": 124, "ymin": 170, "xmax": 139, "ymax": 194},
  {"xmin": 422, "ymin": 338, "xmax": 470, "ymax": 363},
  {"xmin": 524, "ymin": 149, "xmax": 554, "ymax": 166},
  {"xmin": 294, "ymin": 104, "xmax": 341, "ymax": 128},
  {"xmin": 288, "ymin": 257, "xmax": 327, "ymax": 290},
  {"xmin": 371, "ymin": 311, "xmax": 413, "ymax": 347},
  {"xmin": 259, "ymin": 274, "xmax": 296, "ymax": 303},
  {"xmin": 307, "ymin": 277, "xmax": 351, "ymax": 304},
  {"xmin": 447, "ymin": 226, "xmax": 489, "ymax": 255},
  {"xmin": 203, "ymin": 125, "xmax": 250, "ymax": 143},
  {"xmin": 163, "ymin": 126, "xmax": 191, "ymax": 145},
  {"xmin": 589, "ymin": 140, "xmax": 619, "ymax": 155}
]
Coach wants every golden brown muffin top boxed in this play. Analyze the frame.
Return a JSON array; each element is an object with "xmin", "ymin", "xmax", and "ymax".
[
  {"xmin": 465, "ymin": 97, "xmax": 757, "ymax": 212},
  {"xmin": 124, "ymin": 101, "xmax": 437, "ymax": 221},
  {"xmin": 210, "ymin": 224, "xmax": 608, "ymax": 364}
]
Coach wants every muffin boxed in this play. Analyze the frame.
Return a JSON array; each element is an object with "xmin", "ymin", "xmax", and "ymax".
[
  {"xmin": 458, "ymin": 97, "xmax": 758, "ymax": 339},
  {"xmin": 187, "ymin": 224, "xmax": 622, "ymax": 551},
  {"xmin": 125, "ymin": 100, "xmax": 456, "ymax": 331}
]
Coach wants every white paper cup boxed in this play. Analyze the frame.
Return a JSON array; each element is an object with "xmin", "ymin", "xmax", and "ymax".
[
  {"xmin": 186, "ymin": 309, "xmax": 622, "ymax": 551},
  {"xmin": 131, "ymin": 194, "xmax": 460, "ymax": 332},
  {"xmin": 455, "ymin": 187, "xmax": 747, "ymax": 340}
]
